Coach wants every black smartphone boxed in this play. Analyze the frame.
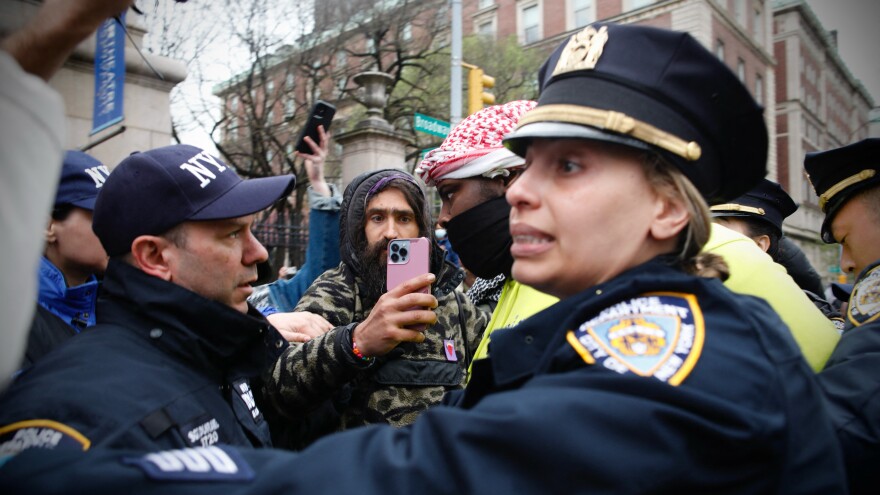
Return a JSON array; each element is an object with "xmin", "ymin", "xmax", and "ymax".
[{"xmin": 294, "ymin": 100, "xmax": 336, "ymax": 154}]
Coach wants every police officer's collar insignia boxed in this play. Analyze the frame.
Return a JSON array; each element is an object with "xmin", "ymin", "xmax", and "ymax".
[
  {"xmin": 848, "ymin": 264, "xmax": 880, "ymax": 327},
  {"xmin": 0, "ymin": 420, "xmax": 90, "ymax": 456},
  {"xmin": 552, "ymin": 25, "xmax": 609, "ymax": 76},
  {"xmin": 123, "ymin": 446, "xmax": 255, "ymax": 482},
  {"xmin": 566, "ymin": 293, "xmax": 705, "ymax": 385}
]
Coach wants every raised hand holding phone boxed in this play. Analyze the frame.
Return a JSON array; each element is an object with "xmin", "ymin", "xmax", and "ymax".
[
  {"xmin": 294, "ymin": 100, "xmax": 336, "ymax": 154},
  {"xmin": 351, "ymin": 271, "xmax": 437, "ymax": 358}
]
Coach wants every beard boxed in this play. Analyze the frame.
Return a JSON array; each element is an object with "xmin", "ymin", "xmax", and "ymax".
[{"xmin": 359, "ymin": 239, "xmax": 388, "ymax": 302}]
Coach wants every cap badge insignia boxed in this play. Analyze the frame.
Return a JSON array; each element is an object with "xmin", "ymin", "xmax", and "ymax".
[{"xmin": 553, "ymin": 25, "xmax": 609, "ymax": 77}]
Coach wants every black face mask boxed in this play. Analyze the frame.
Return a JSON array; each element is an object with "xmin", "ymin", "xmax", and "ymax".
[{"xmin": 445, "ymin": 196, "xmax": 513, "ymax": 279}]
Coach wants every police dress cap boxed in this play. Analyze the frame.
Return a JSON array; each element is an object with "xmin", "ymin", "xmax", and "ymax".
[
  {"xmin": 804, "ymin": 138, "xmax": 880, "ymax": 243},
  {"xmin": 503, "ymin": 22, "xmax": 768, "ymax": 204},
  {"xmin": 93, "ymin": 144, "xmax": 295, "ymax": 256},
  {"xmin": 55, "ymin": 150, "xmax": 107, "ymax": 210},
  {"xmin": 710, "ymin": 179, "xmax": 797, "ymax": 235}
]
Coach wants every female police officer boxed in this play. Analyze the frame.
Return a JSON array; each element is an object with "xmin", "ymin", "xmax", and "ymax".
[{"xmin": 0, "ymin": 23, "xmax": 846, "ymax": 494}]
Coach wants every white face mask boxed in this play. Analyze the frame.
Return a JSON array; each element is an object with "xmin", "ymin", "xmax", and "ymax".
[{"xmin": 435, "ymin": 228, "xmax": 447, "ymax": 239}]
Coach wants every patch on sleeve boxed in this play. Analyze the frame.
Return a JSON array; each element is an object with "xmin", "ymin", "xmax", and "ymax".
[
  {"xmin": 123, "ymin": 446, "xmax": 255, "ymax": 482},
  {"xmin": 567, "ymin": 292, "xmax": 705, "ymax": 386},
  {"xmin": 0, "ymin": 420, "xmax": 90, "ymax": 456},
  {"xmin": 848, "ymin": 265, "xmax": 880, "ymax": 327}
]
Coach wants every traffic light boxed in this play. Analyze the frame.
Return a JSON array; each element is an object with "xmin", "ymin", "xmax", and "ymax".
[{"xmin": 467, "ymin": 66, "xmax": 495, "ymax": 115}]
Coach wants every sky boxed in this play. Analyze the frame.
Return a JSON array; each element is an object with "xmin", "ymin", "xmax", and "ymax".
[{"xmin": 805, "ymin": 0, "xmax": 880, "ymax": 105}]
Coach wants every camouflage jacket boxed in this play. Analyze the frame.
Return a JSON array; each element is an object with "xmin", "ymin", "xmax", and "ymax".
[{"xmin": 265, "ymin": 260, "xmax": 487, "ymax": 438}]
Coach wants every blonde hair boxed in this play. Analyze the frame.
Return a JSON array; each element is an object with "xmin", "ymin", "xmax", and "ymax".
[{"xmin": 640, "ymin": 153, "xmax": 730, "ymax": 281}]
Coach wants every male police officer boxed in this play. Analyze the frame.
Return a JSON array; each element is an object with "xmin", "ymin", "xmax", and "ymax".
[
  {"xmin": 710, "ymin": 179, "xmax": 842, "ymax": 326},
  {"xmin": 0, "ymin": 144, "xmax": 294, "ymax": 453},
  {"xmin": 806, "ymin": 138, "xmax": 880, "ymax": 494}
]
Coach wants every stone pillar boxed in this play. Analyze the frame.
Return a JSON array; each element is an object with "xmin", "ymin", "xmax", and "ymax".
[
  {"xmin": 0, "ymin": 1, "xmax": 187, "ymax": 169},
  {"xmin": 335, "ymin": 71, "xmax": 414, "ymax": 188}
]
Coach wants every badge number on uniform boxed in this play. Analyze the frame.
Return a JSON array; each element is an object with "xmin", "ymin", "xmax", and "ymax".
[
  {"xmin": 566, "ymin": 292, "xmax": 705, "ymax": 386},
  {"xmin": 848, "ymin": 265, "xmax": 880, "ymax": 327},
  {"xmin": 123, "ymin": 446, "xmax": 255, "ymax": 482}
]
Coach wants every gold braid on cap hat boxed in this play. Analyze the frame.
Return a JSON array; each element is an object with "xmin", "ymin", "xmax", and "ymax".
[
  {"xmin": 710, "ymin": 204, "xmax": 766, "ymax": 215},
  {"xmin": 517, "ymin": 105, "xmax": 702, "ymax": 162},
  {"xmin": 533, "ymin": 25, "xmax": 702, "ymax": 162},
  {"xmin": 818, "ymin": 169, "xmax": 877, "ymax": 211}
]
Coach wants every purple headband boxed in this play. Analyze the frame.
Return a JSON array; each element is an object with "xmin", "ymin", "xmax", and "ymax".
[{"xmin": 363, "ymin": 173, "xmax": 423, "ymax": 208}]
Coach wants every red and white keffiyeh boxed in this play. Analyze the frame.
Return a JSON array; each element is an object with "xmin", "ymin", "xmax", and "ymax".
[{"xmin": 416, "ymin": 100, "xmax": 537, "ymax": 186}]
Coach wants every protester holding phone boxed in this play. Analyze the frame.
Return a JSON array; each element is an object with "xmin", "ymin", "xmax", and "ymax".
[{"xmin": 264, "ymin": 169, "xmax": 486, "ymax": 448}]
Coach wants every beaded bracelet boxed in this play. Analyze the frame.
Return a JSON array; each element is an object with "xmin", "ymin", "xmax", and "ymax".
[{"xmin": 351, "ymin": 339, "xmax": 374, "ymax": 362}]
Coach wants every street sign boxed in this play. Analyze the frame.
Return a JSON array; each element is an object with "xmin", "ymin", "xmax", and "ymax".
[{"xmin": 414, "ymin": 113, "xmax": 450, "ymax": 138}]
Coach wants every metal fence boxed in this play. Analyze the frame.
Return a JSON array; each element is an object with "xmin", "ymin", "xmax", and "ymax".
[{"xmin": 253, "ymin": 222, "xmax": 308, "ymax": 269}]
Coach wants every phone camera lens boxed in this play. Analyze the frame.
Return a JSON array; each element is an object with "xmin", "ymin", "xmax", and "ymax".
[
  {"xmin": 399, "ymin": 248, "xmax": 408, "ymax": 257},
  {"xmin": 391, "ymin": 243, "xmax": 399, "ymax": 252},
  {"xmin": 390, "ymin": 253, "xmax": 400, "ymax": 263}
]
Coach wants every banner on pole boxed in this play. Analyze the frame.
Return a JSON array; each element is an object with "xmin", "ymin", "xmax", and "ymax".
[{"xmin": 91, "ymin": 13, "xmax": 126, "ymax": 135}]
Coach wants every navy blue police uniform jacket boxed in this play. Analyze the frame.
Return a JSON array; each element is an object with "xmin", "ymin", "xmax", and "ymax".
[
  {"xmin": 0, "ymin": 259, "xmax": 846, "ymax": 494},
  {"xmin": 0, "ymin": 259, "xmax": 287, "ymax": 454},
  {"xmin": 818, "ymin": 258, "xmax": 880, "ymax": 495}
]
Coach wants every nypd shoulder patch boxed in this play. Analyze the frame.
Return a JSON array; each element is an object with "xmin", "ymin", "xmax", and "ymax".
[
  {"xmin": 123, "ymin": 446, "xmax": 255, "ymax": 482},
  {"xmin": 0, "ymin": 419, "xmax": 90, "ymax": 457},
  {"xmin": 566, "ymin": 292, "xmax": 705, "ymax": 386},
  {"xmin": 848, "ymin": 265, "xmax": 880, "ymax": 327}
]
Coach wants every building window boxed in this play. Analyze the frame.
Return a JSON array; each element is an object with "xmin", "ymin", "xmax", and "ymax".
[
  {"xmin": 285, "ymin": 72, "xmax": 295, "ymax": 90},
  {"xmin": 624, "ymin": 0, "xmax": 654, "ymax": 11},
  {"xmin": 753, "ymin": 5, "xmax": 764, "ymax": 42},
  {"xmin": 477, "ymin": 19, "xmax": 494, "ymax": 38},
  {"xmin": 737, "ymin": 58, "xmax": 745, "ymax": 82},
  {"xmin": 734, "ymin": 0, "xmax": 747, "ymax": 27},
  {"xmin": 335, "ymin": 50, "xmax": 348, "ymax": 69},
  {"xmin": 267, "ymin": 79, "xmax": 275, "ymax": 96},
  {"xmin": 401, "ymin": 23, "xmax": 412, "ymax": 41},
  {"xmin": 267, "ymin": 108, "xmax": 275, "ymax": 125},
  {"xmin": 755, "ymin": 74, "xmax": 764, "ymax": 104},
  {"xmin": 285, "ymin": 99, "xmax": 295, "ymax": 118},
  {"xmin": 479, "ymin": 0, "xmax": 494, "ymax": 8},
  {"xmin": 230, "ymin": 95, "xmax": 239, "ymax": 112},
  {"xmin": 520, "ymin": 2, "xmax": 541, "ymax": 45},
  {"xmin": 572, "ymin": 0, "xmax": 595, "ymax": 29},
  {"xmin": 715, "ymin": 39, "xmax": 725, "ymax": 61}
]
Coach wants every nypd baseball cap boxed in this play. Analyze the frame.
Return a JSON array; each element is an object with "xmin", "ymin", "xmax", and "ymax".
[
  {"xmin": 804, "ymin": 138, "xmax": 880, "ymax": 243},
  {"xmin": 504, "ymin": 22, "xmax": 768, "ymax": 204},
  {"xmin": 711, "ymin": 179, "xmax": 797, "ymax": 236},
  {"xmin": 55, "ymin": 150, "xmax": 110, "ymax": 210},
  {"xmin": 93, "ymin": 144, "xmax": 295, "ymax": 256}
]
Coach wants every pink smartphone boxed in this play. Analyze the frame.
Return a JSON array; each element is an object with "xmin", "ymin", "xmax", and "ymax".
[{"xmin": 387, "ymin": 237, "xmax": 431, "ymax": 293}]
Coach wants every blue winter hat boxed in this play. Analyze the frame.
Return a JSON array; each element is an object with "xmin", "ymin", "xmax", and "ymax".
[
  {"xmin": 93, "ymin": 144, "xmax": 295, "ymax": 256},
  {"xmin": 55, "ymin": 151, "xmax": 110, "ymax": 210}
]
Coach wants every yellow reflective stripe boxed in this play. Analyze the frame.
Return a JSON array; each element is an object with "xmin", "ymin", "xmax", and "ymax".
[
  {"xmin": 668, "ymin": 293, "xmax": 705, "ymax": 386},
  {"xmin": 0, "ymin": 419, "xmax": 91, "ymax": 450},
  {"xmin": 518, "ymin": 104, "xmax": 702, "ymax": 162},
  {"xmin": 819, "ymin": 169, "xmax": 876, "ymax": 210},
  {"xmin": 566, "ymin": 330, "xmax": 596, "ymax": 364}
]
